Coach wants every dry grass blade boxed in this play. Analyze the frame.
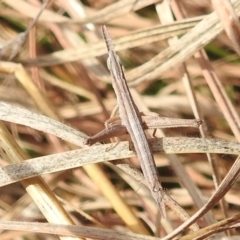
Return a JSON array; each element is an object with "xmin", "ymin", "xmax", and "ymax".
[
  {"xmin": 2, "ymin": 0, "xmax": 70, "ymax": 22},
  {"xmin": 126, "ymin": 0, "xmax": 240, "ymax": 85},
  {"xmin": 3, "ymin": 0, "xmax": 161, "ymax": 24},
  {"xmin": 179, "ymin": 213, "xmax": 240, "ymax": 240},
  {"xmin": 0, "ymin": 101, "xmax": 87, "ymax": 146},
  {"xmin": 66, "ymin": 0, "xmax": 162, "ymax": 24},
  {"xmin": 0, "ymin": 220, "xmax": 160, "ymax": 239},
  {"xmin": 0, "ymin": 121, "xmax": 80, "ymax": 240},
  {"xmin": 19, "ymin": 18, "xmax": 201, "ymax": 67},
  {"xmin": 0, "ymin": 0, "xmax": 51, "ymax": 60},
  {"xmin": 155, "ymin": 0, "xmax": 217, "ymax": 228},
  {"xmin": 212, "ymin": 0, "xmax": 240, "ymax": 56},
  {"xmin": 161, "ymin": 154, "xmax": 240, "ymax": 240},
  {"xmin": 0, "ymin": 135, "xmax": 239, "ymax": 193}
]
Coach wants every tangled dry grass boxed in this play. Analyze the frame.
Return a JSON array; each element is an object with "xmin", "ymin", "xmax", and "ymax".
[{"xmin": 0, "ymin": 0, "xmax": 240, "ymax": 239}]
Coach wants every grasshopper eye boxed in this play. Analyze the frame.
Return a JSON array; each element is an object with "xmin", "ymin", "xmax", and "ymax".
[
  {"xmin": 106, "ymin": 57, "xmax": 111, "ymax": 71},
  {"xmin": 116, "ymin": 54, "xmax": 121, "ymax": 64},
  {"xmin": 106, "ymin": 52, "xmax": 124, "ymax": 71},
  {"xmin": 116, "ymin": 55, "xmax": 125, "ymax": 71}
]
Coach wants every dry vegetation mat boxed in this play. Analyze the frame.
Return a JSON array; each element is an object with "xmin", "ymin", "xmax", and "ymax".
[{"xmin": 0, "ymin": 0, "xmax": 240, "ymax": 239}]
